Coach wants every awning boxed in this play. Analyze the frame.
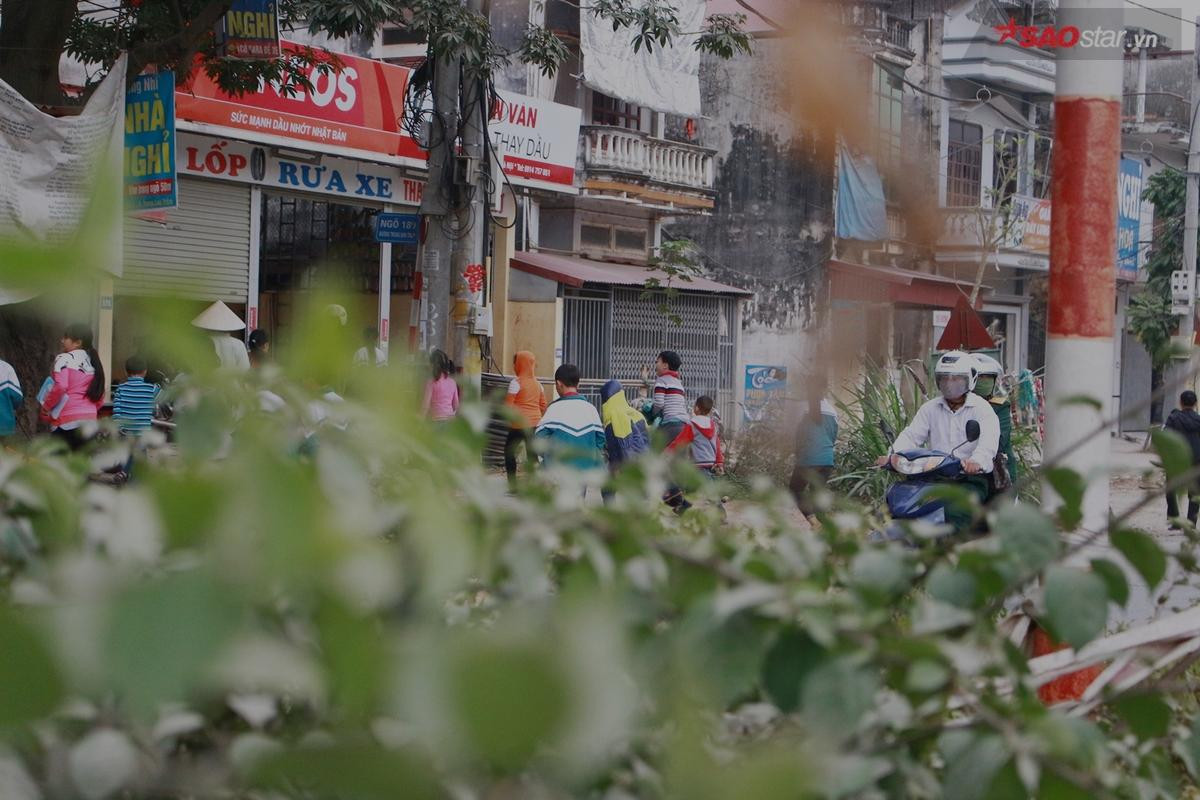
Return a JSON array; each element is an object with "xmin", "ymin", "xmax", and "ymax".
[
  {"xmin": 511, "ymin": 251, "xmax": 752, "ymax": 296},
  {"xmin": 828, "ymin": 259, "xmax": 983, "ymax": 310}
]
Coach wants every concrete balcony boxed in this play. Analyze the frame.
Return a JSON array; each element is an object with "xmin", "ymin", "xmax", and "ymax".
[
  {"xmin": 579, "ymin": 126, "xmax": 716, "ymax": 212},
  {"xmin": 937, "ymin": 205, "xmax": 1050, "ymax": 272}
]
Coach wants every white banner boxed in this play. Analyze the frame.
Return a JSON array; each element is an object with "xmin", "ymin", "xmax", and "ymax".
[
  {"xmin": 0, "ymin": 56, "xmax": 126, "ymax": 303},
  {"xmin": 580, "ymin": 0, "xmax": 704, "ymax": 117},
  {"xmin": 490, "ymin": 91, "xmax": 581, "ymax": 194}
]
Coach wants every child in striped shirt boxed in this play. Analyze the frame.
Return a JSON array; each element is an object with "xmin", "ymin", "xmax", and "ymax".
[
  {"xmin": 112, "ymin": 355, "xmax": 160, "ymax": 437},
  {"xmin": 651, "ymin": 350, "xmax": 689, "ymax": 449}
]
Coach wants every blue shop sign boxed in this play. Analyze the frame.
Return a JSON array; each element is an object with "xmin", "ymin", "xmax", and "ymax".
[{"xmin": 374, "ymin": 213, "xmax": 420, "ymax": 244}]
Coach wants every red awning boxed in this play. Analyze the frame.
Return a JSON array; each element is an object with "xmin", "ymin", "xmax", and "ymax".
[
  {"xmin": 936, "ymin": 295, "xmax": 996, "ymax": 351},
  {"xmin": 828, "ymin": 259, "xmax": 982, "ymax": 310},
  {"xmin": 511, "ymin": 251, "xmax": 752, "ymax": 295}
]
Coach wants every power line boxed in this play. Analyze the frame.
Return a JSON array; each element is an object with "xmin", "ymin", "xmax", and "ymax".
[{"xmin": 1122, "ymin": 0, "xmax": 1197, "ymax": 26}]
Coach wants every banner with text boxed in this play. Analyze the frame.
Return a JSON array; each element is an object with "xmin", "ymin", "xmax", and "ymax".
[
  {"xmin": 177, "ymin": 132, "xmax": 423, "ymax": 206},
  {"xmin": 177, "ymin": 42, "xmax": 423, "ymax": 164},
  {"xmin": 125, "ymin": 71, "xmax": 177, "ymax": 211},
  {"xmin": 1117, "ymin": 157, "xmax": 1144, "ymax": 282},
  {"xmin": 217, "ymin": 0, "xmax": 281, "ymax": 60},
  {"xmin": 489, "ymin": 91, "xmax": 581, "ymax": 193},
  {"xmin": 0, "ymin": 55, "xmax": 126, "ymax": 303}
]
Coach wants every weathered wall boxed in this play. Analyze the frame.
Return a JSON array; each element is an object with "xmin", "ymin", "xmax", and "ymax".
[
  {"xmin": 665, "ymin": 36, "xmax": 834, "ymax": 383},
  {"xmin": 507, "ymin": 299, "xmax": 560, "ymax": 382}
]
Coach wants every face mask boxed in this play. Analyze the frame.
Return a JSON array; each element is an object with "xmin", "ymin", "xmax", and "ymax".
[
  {"xmin": 975, "ymin": 377, "xmax": 996, "ymax": 398},
  {"xmin": 938, "ymin": 375, "xmax": 967, "ymax": 400}
]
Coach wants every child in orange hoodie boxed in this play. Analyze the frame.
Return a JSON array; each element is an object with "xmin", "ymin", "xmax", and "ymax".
[{"xmin": 504, "ymin": 351, "xmax": 547, "ymax": 486}]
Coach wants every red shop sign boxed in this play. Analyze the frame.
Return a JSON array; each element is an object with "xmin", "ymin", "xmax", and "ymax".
[{"xmin": 176, "ymin": 42, "xmax": 425, "ymax": 164}]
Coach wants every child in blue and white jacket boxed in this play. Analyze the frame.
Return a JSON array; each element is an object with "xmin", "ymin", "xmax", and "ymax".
[
  {"xmin": 535, "ymin": 364, "xmax": 605, "ymax": 472},
  {"xmin": 0, "ymin": 358, "xmax": 21, "ymax": 440}
]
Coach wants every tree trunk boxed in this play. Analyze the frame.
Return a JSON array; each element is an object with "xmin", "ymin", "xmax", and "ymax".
[
  {"xmin": 0, "ymin": 306, "xmax": 56, "ymax": 439},
  {"xmin": 0, "ymin": 0, "xmax": 76, "ymax": 107}
]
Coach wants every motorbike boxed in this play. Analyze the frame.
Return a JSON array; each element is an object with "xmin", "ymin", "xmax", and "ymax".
[{"xmin": 869, "ymin": 420, "xmax": 981, "ymax": 544}]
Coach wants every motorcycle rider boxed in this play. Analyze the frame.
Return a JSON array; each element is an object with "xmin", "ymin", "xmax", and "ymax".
[
  {"xmin": 971, "ymin": 353, "xmax": 1017, "ymax": 486},
  {"xmin": 876, "ymin": 351, "xmax": 1001, "ymax": 525}
]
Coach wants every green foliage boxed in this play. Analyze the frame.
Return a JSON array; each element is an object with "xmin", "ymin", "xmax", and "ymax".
[
  {"xmin": 1130, "ymin": 169, "xmax": 1189, "ymax": 371},
  {"xmin": 0, "ymin": 295, "xmax": 1193, "ymax": 799},
  {"xmin": 643, "ymin": 238, "xmax": 707, "ymax": 326}
]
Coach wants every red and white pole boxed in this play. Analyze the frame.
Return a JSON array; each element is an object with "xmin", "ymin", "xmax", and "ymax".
[{"xmin": 1043, "ymin": 0, "xmax": 1122, "ymax": 534}]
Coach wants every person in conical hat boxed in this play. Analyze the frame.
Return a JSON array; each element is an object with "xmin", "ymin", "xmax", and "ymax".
[{"xmin": 191, "ymin": 301, "xmax": 250, "ymax": 371}]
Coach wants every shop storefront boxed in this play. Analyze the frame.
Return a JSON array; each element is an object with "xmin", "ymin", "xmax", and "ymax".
[{"xmin": 115, "ymin": 43, "xmax": 424, "ymax": 367}]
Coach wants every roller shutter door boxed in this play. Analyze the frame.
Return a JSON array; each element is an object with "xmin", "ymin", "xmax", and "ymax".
[{"xmin": 120, "ymin": 177, "xmax": 251, "ymax": 301}]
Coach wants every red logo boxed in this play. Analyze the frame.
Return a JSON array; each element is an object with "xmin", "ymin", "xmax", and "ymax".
[
  {"xmin": 463, "ymin": 263, "xmax": 486, "ymax": 295},
  {"xmin": 994, "ymin": 17, "xmax": 1080, "ymax": 48}
]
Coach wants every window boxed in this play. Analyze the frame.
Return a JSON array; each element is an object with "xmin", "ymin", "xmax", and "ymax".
[
  {"xmin": 381, "ymin": 26, "xmax": 425, "ymax": 45},
  {"xmin": 592, "ymin": 92, "xmax": 642, "ymax": 129},
  {"xmin": 946, "ymin": 119, "xmax": 983, "ymax": 206},
  {"xmin": 872, "ymin": 64, "xmax": 903, "ymax": 176},
  {"xmin": 993, "ymin": 129, "xmax": 1024, "ymax": 204},
  {"xmin": 614, "ymin": 228, "xmax": 646, "ymax": 252},
  {"xmin": 1031, "ymin": 133, "xmax": 1052, "ymax": 199},
  {"xmin": 581, "ymin": 224, "xmax": 612, "ymax": 248}
]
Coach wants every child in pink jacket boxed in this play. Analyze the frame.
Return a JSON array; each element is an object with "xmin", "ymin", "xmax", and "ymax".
[
  {"xmin": 41, "ymin": 323, "xmax": 105, "ymax": 450},
  {"xmin": 422, "ymin": 349, "xmax": 459, "ymax": 422}
]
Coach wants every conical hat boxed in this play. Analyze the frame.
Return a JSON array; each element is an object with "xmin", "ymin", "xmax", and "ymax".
[{"xmin": 191, "ymin": 301, "xmax": 245, "ymax": 332}]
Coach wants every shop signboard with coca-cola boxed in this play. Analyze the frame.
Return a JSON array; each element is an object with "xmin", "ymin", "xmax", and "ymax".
[{"xmin": 176, "ymin": 42, "xmax": 424, "ymax": 166}]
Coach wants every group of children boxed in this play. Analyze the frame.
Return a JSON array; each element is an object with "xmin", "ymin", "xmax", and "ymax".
[{"xmin": 502, "ymin": 347, "xmax": 723, "ymax": 508}]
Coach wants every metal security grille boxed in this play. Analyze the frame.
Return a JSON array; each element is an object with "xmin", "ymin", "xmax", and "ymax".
[
  {"xmin": 562, "ymin": 289, "xmax": 612, "ymax": 380},
  {"xmin": 609, "ymin": 288, "xmax": 737, "ymax": 422}
]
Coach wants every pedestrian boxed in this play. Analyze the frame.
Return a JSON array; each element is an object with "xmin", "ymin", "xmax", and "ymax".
[
  {"xmin": 503, "ymin": 350, "xmax": 546, "ymax": 487},
  {"xmin": 650, "ymin": 350, "xmax": 689, "ymax": 449},
  {"xmin": 534, "ymin": 364, "xmax": 605, "ymax": 479},
  {"xmin": 248, "ymin": 329, "xmax": 271, "ymax": 368},
  {"xmin": 423, "ymin": 349, "xmax": 459, "ymax": 422},
  {"xmin": 665, "ymin": 395, "xmax": 724, "ymax": 513},
  {"xmin": 600, "ymin": 379, "xmax": 650, "ymax": 498},
  {"xmin": 112, "ymin": 355, "xmax": 160, "ymax": 438},
  {"xmin": 191, "ymin": 301, "xmax": 250, "ymax": 371},
  {"xmin": 1165, "ymin": 390, "xmax": 1200, "ymax": 527},
  {"xmin": 0, "ymin": 355, "xmax": 22, "ymax": 444},
  {"xmin": 354, "ymin": 326, "xmax": 387, "ymax": 367},
  {"xmin": 789, "ymin": 386, "xmax": 838, "ymax": 526},
  {"xmin": 40, "ymin": 323, "xmax": 105, "ymax": 450}
]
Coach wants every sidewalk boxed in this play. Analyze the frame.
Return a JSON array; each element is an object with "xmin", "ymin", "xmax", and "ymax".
[{"xmin": 1098, "ymin": 435, "xmax": 1200, "ymax": 625}]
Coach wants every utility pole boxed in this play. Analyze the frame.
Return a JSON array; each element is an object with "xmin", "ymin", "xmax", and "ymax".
[
  {"xmin": 1041, "ymin": 0, "xmax": 1121, "ymax": 535},
  {"xmin": 417, "ymin": 46, "xmax": 461, "ymax": 356},
  {"xmin": 449, "ymin": 0, "xmax": 491, "ymax": 390},
  {"xmin": 1167, "ymin": 22, "xmax": 1200, "ymax": 404}
]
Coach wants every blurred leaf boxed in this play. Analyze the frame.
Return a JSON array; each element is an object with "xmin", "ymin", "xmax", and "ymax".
[
  {"xmin": 0, "ymin": 609, "xmax": 64, "ymax": 726},
  {"xmin": 942, "ymin": 733, "xmax": 1008, "ymax": 800},
  {"xmin": 104, "ymin": 569, "xmax": 241, "ymax": 715},
  {"xmin": 1044, "ymin": 467, "xmax": 1085, "ymax": 529},
  {"xmin": 1060, "ymin": 395, "xmax": 1102, "ymax": 410},
  {"xmin": 448, "ymin": 635, "xmax": 569, "ymax": 771},
  {"xmin": 927, "ymin": 564, "xmax": 978, "ymax": 609},
  {"xmin": 850, "ymin": 549, "xmax": 911, "ymax": 602},
  {"xmin": 1112, "ymin": 694, "xmax": 1171, "ymax": 740},
  {"xmin": 688, "ymin": 612, "xmax": 772, "ymax": 707},
  {"xmin": 316, "ymin": 599, "xmax": 388, "ymax": 722},
  {"xmin": 251, "ymin": 744, "xmax": 441, "ymax": 800},
  {"xmin": 148, "ymin": 471, "xmax": 225, "ymax": 549},
  {"xmin": 761, "ymin": 629, "xmax": 825, "ymax": 713},
  {"xmin": 68, "ymin": 728, "xmax": 137, "ymax": 800},
  {"xmin": 1036, "ymin": 771, "xmax": 1092, "ymax": 800},
  {"xmin": 905, "ymin": 660, "xmax": 949, "ymax": 693},
  {"xmin": 1043, "ymin": 567, "xmax": 1108, "ymax": 650},
  {"xmin": 1152, "ymin": 429, "xmax": 1192, "ymax": 482},
  {"xmin": 801, "ymin": 659, "xmax": 877, "ymax": 739},
  {"xmin": 994, "ymin": 504, "xmax": 1060, "ymax": 574},
  {"xmin": 1089, "ymin": 559, "xmax": 1129, "ymax": 607},
  {"xmin": 1177, "ymin": 714, "xmax": 1200, "ymax": 780},
  {"xmin": 1110, "ymin": 529, "xmax": 1167, "ymax": 590}
]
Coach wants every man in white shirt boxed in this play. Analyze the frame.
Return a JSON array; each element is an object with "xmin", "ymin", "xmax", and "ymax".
[{"xmin": 879, "ymin": 351, "xmax": 1001, "ymax": 474}]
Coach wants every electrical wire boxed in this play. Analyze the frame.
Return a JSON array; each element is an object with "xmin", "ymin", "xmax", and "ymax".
[{"xmin": 1122, "ymin": 0, "xmax": 1197, "ymax": 26}]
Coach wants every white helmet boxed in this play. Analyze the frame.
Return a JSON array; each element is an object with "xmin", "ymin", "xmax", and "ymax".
[
  {"xmin": 971, "ymin": 353, "xmax": 1005, "ymax": 399},
  {"xmin": 934, "ymin": 350, "xmax": 977, "ymax": 400}
]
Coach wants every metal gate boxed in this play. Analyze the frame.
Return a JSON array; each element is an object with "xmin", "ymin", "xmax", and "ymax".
[
  {"xmin": 609, "ymin": 288, "xmax": 738, "ymax": 422},
  {"xmin": 562, "ymin": 288, "xmax": 612, "ymax": 380}
]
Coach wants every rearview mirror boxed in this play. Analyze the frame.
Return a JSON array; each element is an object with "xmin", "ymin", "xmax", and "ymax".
[{"xmin": 966, "ymin": 420, "xmax": 980, "ymax": 442}]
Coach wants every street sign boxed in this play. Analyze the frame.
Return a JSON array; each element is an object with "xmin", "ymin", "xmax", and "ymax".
[
  {"xmin": 216, "ymin": 0, "xmax": 281, "ymax": 60},
  {"xmin": 374, "ymin": 213, "xmax": 419, "ymax": 244}
]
